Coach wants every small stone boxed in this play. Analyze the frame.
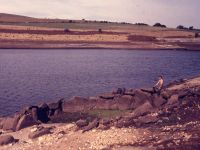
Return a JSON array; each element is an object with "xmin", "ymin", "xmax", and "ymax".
[
  {"xmin": 28, "ymin": 127, "xmax": 52, "ymax": 139},
  {"xmin": 76, "ymin": 119, "xmax": 89, "ymax": 128}
]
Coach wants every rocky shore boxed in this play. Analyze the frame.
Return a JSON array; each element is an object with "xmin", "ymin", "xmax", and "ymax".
[{"xmin": 0, "ymin": 76, "xmax": 200, "ymax": 150}]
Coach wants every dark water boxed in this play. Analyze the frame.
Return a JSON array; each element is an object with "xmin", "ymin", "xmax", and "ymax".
[{"xmin": 0, "ymin": 49, "xmax": 200, "ymax": 116}]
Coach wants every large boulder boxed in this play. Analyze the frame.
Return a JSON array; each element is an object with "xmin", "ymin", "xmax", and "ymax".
[
  {"xmin": 31, "ymin": 107, "xmax": 39, "ymax": 122},
  {"xmin": 15, "ymin": 114, "xmax": 38, "ymax": 131},
  {"xmin": 115, "ymin": 95, "xmax": 134, "ymax": 110},
  {"xmin": 152, "ymin": 95, "xmax": 167, "ymax": 107},
  {"xmin": 94, "ymin": 99, "xmax": 114, "ymax": 110},
  {"xmin": 64, "ymin": 92, "xmax": 147, "ymax": 112},
  {"xmin": 28, "ymin": 127, "xmax": 52, "ymax": 139},
  {"xmin": 0, "ymin": 135, "xmax": 16, "ymax": 145},
  {"xmin": 135, "ymin": 114, "xmax": 159, "ymax": 125},
  {"xmin": 0, "ymin": 118, "xmax": 4, "ymax": 129},
  {"xmin": 94, "ymin": 94, "xmax": 136, "ymax": 110},
  {"xmin": 82, "ymin": 119, "xmax": 99, "ymax": 133},
  {"xmin": 2, "ymin": 114, "xmax": 20, "ymax": 131},
  {"xmin": 166, "ymin": 94, "xmax": 179, "ymax": 106},
  {"xmin": 178, "ymin": 90, "xmax": 191, "ymax": 99},
  {"xmin": 63, "ymin": 97, "xmax": 92, "ymax": 112},
  {"xmin": 115, "ymin": 116, "xmax": 134, "ymax": 128},
  {"xmin": 131, "ymin": 101, "xmax": 154, "ymax": 118},
  {"xmin": 131, "ymin": 90, "xmax": 152, "ymax": 109},
  {"xmin": 48, "ymin": 99, "xmax": 63, "ymax": 116}
]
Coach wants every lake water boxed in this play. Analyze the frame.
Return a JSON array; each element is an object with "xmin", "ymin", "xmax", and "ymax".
[{"xmin": 0, "ymin": 49, "xmax": 200, "ymax": 116}]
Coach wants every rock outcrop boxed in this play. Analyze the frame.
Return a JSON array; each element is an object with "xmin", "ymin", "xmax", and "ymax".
[
  {"xmin": 0, "ymin": 77, "xmax": 200, "ymax": 150},
  {"xmin": 1, "ymin": 115, "xmax": 20, "ymax": 131},
  {"xmin": 0, "ymin": 99, "xmax": 64, "ymax": 132},
  {"xmin": 15, "ymin": 114, "xmax": 38, "ymax": 131}
]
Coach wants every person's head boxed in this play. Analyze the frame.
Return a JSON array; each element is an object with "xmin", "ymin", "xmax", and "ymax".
[{"xmin": 159, "ymin": 75, "xmax": 163, "ymax": 80}]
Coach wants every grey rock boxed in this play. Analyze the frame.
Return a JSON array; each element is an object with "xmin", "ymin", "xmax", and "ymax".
[
  {"xmin": 115, "ymin": 117, "xmax": 134, "ymax": 128},
  {"xmin": 28, "ymin": 127, "xmax": 52, "ymax": 139},
  {"xmin": 0, "ymin": 135, "xmax": 16, "ymax": 145},
  {"xmin": 48, "ymin": 99, "xmax": 63, "ymax": 116},
  {"xmin": 2, "ymin": 115, "xmax": 20, "ymax": 131},
  {"xmin": 100, "ymin": 118, "xmax": 111, "ymax": 126},
  {"xmin": 0, "ymin": 118, "xmax": 4, "ymax": 129},
  {"xmin": 178, "ymin": 90, "xmax": 192, "ymax": 99},
  {"xmin": 63, "ymin": 97, "xmax": 91, "ymax": 112},
  {"xmin": 131, "ymin": 101, "xmax": 154, "ymax": 118},
  {"xmin": 115, "ymin": 95, "xmax": 134, "ymax": 110},
  {"xmin": 76, "ymin": 119, "xmax": 89, "ymax": 128},
  {"xmin": 54, "ymin": 109, "xmax": 62, "ymax": 116},
  {"xmin": 98, "ymin": 124, "xmax": 110, "ymax": 130},
  {"xmin": 16, "ymin": 114, "xmax": 38, "ymax": 131},
  {"xmin": 152, "ymin": 95, "xmax": 167, "ymax": 107},
  {"xmin": 136, "ymin": 114, "xmax": 159, "ymax": 124},
  {"xmin": 82, "ymin": 119, "xmax": 99, "ymax": 133},
  {"xmin": 131, "ymin": 90, "xmax": 152, "ymax": 109},
  {"xmin": 166, "ymin": 94, "xmax": 179, "ymax": 105}
]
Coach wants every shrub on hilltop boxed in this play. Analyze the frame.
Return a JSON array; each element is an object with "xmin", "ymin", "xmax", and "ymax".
[
  {"xmin": 64, "ymin": 28, "xmax": 70, "ymax": 33},
  {"xmin": 135, "ymin": 23, "xmax": 149, "ymax": 26},
  {"xmin": 153, "ymin": 23, "xmax": 166, "ymax": 28},
  {"xmin": 177, "ymin": 25, "xmax": 187, "ymax": 30},
  {"xmin": 195, "ymin": 32, "xmax": 199, "ymax": 38},
  {"xmin": 98, "ymin": 28, "xmax": 102, "ymax": 33},
  {"xmin": 189, "ymin": 26, "xmax": 194, "ymax": 30}
]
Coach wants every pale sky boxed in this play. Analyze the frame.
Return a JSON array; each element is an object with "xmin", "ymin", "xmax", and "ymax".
[{"xmin": 0, "ymin": 0, "xmax": 199, "ymax": 28}]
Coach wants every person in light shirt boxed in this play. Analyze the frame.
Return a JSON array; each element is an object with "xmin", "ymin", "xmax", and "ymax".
[{"xmin": 153, "ymin": 75, "xmax": 164, "ymax": 94}]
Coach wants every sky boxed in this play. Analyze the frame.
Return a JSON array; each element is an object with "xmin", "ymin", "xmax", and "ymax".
[{"xmin": 0, "ymin": 0, "xmax": 199, "ymax": 28}]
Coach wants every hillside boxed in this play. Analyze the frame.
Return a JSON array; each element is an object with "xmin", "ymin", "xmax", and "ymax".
[
  {"xmin": 0, "ymin": 13, "xmax": 39, "ymax": 23},
  {"xmin": 0, "ymin": 13, "xmax": 200, "ymax": 50}
]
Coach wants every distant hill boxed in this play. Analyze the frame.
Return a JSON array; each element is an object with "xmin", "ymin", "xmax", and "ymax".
[
  {"xmin": 0, "ymin": 13, "xmax": 130, "ymax": 25},
  {"xmin": 0, "ymin": 13, "xmax": 71, "ymax": 23},
  {"xmin": 0, "ymin": 13, "xmax": 39, "ymax": 22},
  {"xmin": 0, "ymin": 13, "xmax": 135, "ymax": 30}
]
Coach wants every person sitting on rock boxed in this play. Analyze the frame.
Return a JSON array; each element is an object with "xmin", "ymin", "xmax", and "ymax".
[{"xmin": 153, "ymin": 75, "xmax": 164, "ymax": 95}]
